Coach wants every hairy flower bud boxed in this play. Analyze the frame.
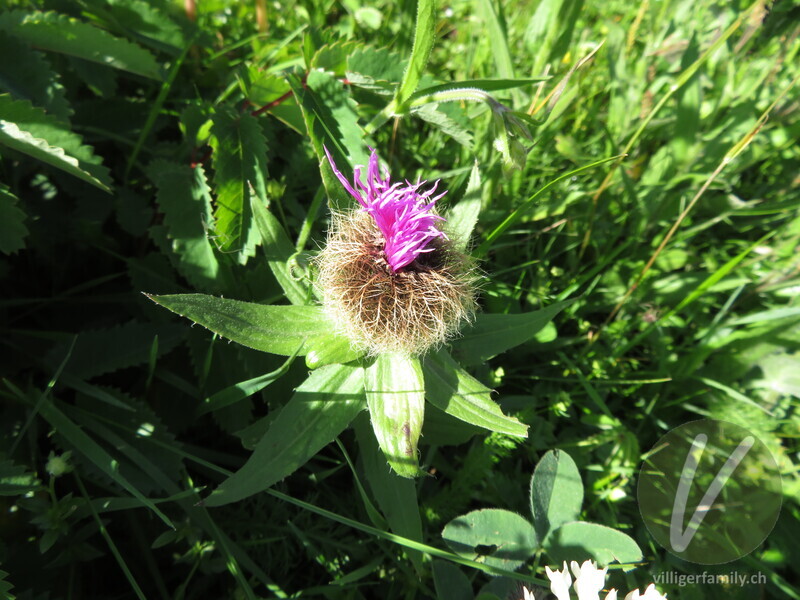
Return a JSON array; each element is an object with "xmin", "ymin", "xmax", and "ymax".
[{"xmin": 316, "ymin": 148, "xmax": 477, "ymax": 355}]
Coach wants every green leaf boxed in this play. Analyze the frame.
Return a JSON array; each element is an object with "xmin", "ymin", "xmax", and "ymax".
[
  {"xmin": 413, "ymin": 103, "xmax": 472, "ymax": 146},
  {"xmin": 423, "ymin": 349, "xmax": 527, "ymax": 437},
  {"xmin": 36, "ymin": 396, "xmax": 174, "ymax": 529},
  {"xmin": 0, "ymin": 10, "xmax": 161, "ymax": 80},
  {"xmin": 442, "ymin": 508, "xmax": 537, "ymax": 571},
  {"xmin": 445, "ymin": 160, "xmax": 481, "ymax": 251},
  {"xmin": 149, "ymin": 160, "xmax": 227, "ymax": 292},
  {"xmin": 147, "ymin": 293, "xmax": 343, "ymax": 357},
  {"xmin": 410, "ymin": 77, "xmax": 547, "ymax": 100},
  {"xmin": 288, "ymin": 70, "xmax": 369, "ymax": 210},
  {"xmin": 365, "ymin": 353, "xmax": 426, "ymax": 478},
  {"xmin": 545, "ymin": 521, "xmax": 642, "ymax": 567},
  {"xmin": 354, "ymin": 415, "xmax": 424, "ymax": 572},
  {"xmin": 197, "ymin": 351, "xmax": 298, "ymax": 417},
  {"xmin": 0, "ymin": 31, "xmax": 71, "ymax": 121},
  {"xmin": 44, "ymin": 321, "xmax": 185, "ymax": 381},
  {"xmin": 304, "ymin": 333, "xmax": 364, "ymax": 369},
  {"xmin": 0, "ymin": 454, "xmax": 41, "ymax": 496},
  {"xmin": 204, "ymin": 363, "xmax": 366, "ymax": 506},
  {"xmin": 451, "ymin": 300, "xmax": 574, "ymax": 365},
  {"xmin": 0, "ymin": 94, "xmax": 112, "ymax": 191},
  {"xmin": 530, "ymin": 449, "xmax": 584, "ymax": 544},
  {"xmin": 87, "ymin": 0, "xmax": 186, "ymax": 55},
  {"xmin": 0, "ymin": 185, "xmax": 28, "ymax": 255},
  {"xmin": 209, "ymin": 108, "xmax": 268, "ymax": 263},
  {"xmin": 0, "ymin": 569, "xmax": 15, "ymax": 600},
  {"xmin": 432, "ymin": 560, "xmax": 473, "ymax": 600},
  {"xmin": 395, "ymin": 0, "xmax": 436, "ymax": 106},
  {"xmin": 250, "ymin": 193, "xmax": 309, "ymax": 305}
]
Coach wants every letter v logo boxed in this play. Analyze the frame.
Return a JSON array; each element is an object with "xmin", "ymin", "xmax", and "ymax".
[{"xmin": 669, "ymin": 433, "xmax": 755, "ymax": 552}]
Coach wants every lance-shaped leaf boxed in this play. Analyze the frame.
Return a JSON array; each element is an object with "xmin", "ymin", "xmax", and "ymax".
[
  {"xmin": 423, "ymin": 349, "xmax": 527, "ymax": 437},
  {"xmin": 0, "ymin": 10, "xmax": 161, "ymax": 80},
  {"xmin": 450, "ymin": 299, "xmax": 574, "ymax": 365},
  {"xmin": 250, "ymin": 193, "xmax": 308, "ymax": 305},
  {"xmin": 204, "ymin": 363, "xmax": 365, "ymax": 506},
  {"xmin": 147, "ymin": 293, "xmax": 348, "ymax": 357},
  {"xmin": 209, "ymin": 108, "xmax": 268, "ymax": 263},
  {"xmin": 0, "ymin": 94, "xmax": 111, "ymax": 191},
  {"xmin": 365, "ymin": 353, "xmax": 426, "ymax": 478},
  {"xmin": 445, "ymin": 160, "xmax": 482, "ymax": 251}
]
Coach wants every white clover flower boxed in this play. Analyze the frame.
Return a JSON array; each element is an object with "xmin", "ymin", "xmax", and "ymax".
[{"xmin": 540, "ymin": 560, "xmax": 667, "ymax": 600}]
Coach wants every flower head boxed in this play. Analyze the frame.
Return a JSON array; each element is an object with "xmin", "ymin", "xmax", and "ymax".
[
  {"xmin": 543, "ymin": 561, "xmax": 667, "ymax": 600},
  {"xmin": 315, "ymin": 147, "xmax": 477, "ymax": 356},
  {"xmin": 324, "ymin": 147, "xmax": 447, "ymax": 271}
]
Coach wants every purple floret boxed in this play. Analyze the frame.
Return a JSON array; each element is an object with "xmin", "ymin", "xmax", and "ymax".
[{"xmin": 324, "ymin": 147, "xmax": 448, "ymax": 272}]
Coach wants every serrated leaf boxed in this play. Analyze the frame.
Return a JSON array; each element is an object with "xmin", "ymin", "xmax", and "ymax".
[
  {"xmin": 445, "ymin": 161, "xmax": 481, "ymax": 251},
  {"xmin": 287, "ymin": 70, "xmax": 369, "ymax": 210},
  {"xmin": 148, "ymin": 293, "xmax": 346, "ymax": 357},
  {"xmin": 423, "ymin": 349, "xmax": 528, "ymax": 437},
  {"xmin": 442, "ymin": 508, "xmax": 538, "ymax": 571},
  {"xmin": 0, "ymin": 569, "xmax": 15, "ymax": 600},
  {"xmin": 44, "ymin": 321, "xmax": 186, "ymax": 380},
  {"xmin": 365, "ymin": 353, "xmax": 426, "ymax": 478},
  {"xmin": 0, "ymin": 94, "xmax": 112, "ymax": 191},
  {"xmin": 451, "ymin": 300, "xmax": 574, "ymax": 365},
  {"xmin": 86, "ymin": 0, "xmax": 186, "ymax": 55},
  {"xmin": 204, "ymin": 363, "xmax": 365, "ymax": 506},
  {"xmin": 149, "ymin": 160, "xmax": 227, "ymax": 292},
  {"xmin": 209, "ymin": 108, "xmax": 268, "ymax": 262},
  {"xmin": 0, "ymin": 185, "xmax": 28, "ymax": 255},
  {"xmin": 0, "ymin": 454, "xmax": 41, "ymax": 496},
  {"xmin": 545, "ymin": 521, "xmax": 642, "ymax": 566},
  {"xmin": 530, "ymin": 449, "xmax": 584, "ymax": 544},
  {"xmin": 250, "ymin": 193, "xmax": 309, "ymax": 305},
  {"xmin": 0, "ymin": 31, "xmax": 71, "ymax": 121},
  {"xmin": 0, "ymin": 10, "xmax": 161, "ymax": 79},
  {"xmin": 347, "ymin": 46, "xmax": 405, "ymax": 84}
]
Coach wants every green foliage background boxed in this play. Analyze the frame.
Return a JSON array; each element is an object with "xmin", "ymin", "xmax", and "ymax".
[{"xmin": 1, "ymin": 0, "xmax": 798, "ymax": 598}]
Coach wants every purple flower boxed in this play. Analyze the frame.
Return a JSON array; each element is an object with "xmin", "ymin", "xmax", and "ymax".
[{"xmin": 324, "ymin": 147, "xmax": 448, "ymax": 272}]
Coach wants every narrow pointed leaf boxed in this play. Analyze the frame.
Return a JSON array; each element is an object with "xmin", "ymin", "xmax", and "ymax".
[
  {"xmin": 451, "ymin": 299, "xmax": 574, "ymax": 365},
  {"xmin": 354, "ymin": 415, "xmax": 424, "ymax": 571},
  {"xmin": 204, "ymin": 364, "xmax": 365, "ymax": 506},
  {"xmin": 365, "ymin": 353, "xmax": 426, "ymax": 478},
  {"xmin": 250, "ymin": 193, "xmax": 309, "ymax": 305},
  {"xmin": 445, "ymin": 161, "xmax": 481, "ymax": 251},
  {"xmin": 147, "ymin": 293, "xmax": 344, "ymax": 357},
  {"xmin": 395, "ymin": 0, "xmax": 436, "ymax": 106},
  {"xmin": 423, "ymin": 349, "xmax": 527, "ymax": 437}
]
